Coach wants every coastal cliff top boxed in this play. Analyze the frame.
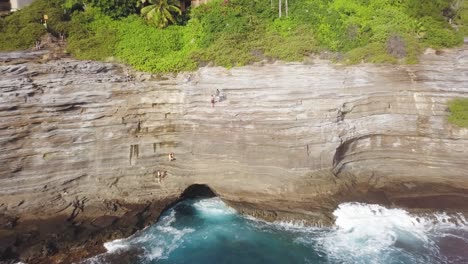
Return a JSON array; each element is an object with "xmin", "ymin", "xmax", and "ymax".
[
  {"xmin": 0, "ymin": 30, "xmax": 468, "ymax": 264},
  {"xmin": 1, "ymin": 0, "xmax": 467, "ymax": 73}
]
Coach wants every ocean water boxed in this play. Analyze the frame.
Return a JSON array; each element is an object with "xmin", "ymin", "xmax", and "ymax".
[{"xmin": 84, "ymin": 198, "xmax": 468, "ymax": 264}]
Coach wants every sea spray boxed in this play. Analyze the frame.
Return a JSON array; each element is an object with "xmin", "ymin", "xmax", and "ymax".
[
  {"xmin": 317, "ymin": 202, "xmax": 468, "ymax": 264},
  {"xmin": 319, "ymin": 203, "xmax": 432, "ymax": 263},
  {"xmin": 192, "ymin": 198, "xmax": 236, "ymax": 216}
]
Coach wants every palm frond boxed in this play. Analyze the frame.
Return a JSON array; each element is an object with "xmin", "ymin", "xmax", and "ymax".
[
  {"xmin": 140, "ymin": 0, "xmax": 181, "ymax": 28},
  {"xmin": 141, "ymin": 5, "xmax": 154, "ymax": 16},
  {"xmin": 167, "ymin": 5, "xmax": 181, "ymax": 15},
  {"xmin": 162, "ymin": 8, "xmax": 176, "ymax": 24}
]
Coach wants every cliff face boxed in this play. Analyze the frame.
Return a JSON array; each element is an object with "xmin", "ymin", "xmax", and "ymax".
[{"xmin": 0, "ymin": 47, "xmax": 468, "ymax": 260}]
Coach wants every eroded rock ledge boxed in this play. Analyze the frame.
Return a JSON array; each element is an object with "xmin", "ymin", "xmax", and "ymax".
[{"xmin": 1, "ymin": 47, "xmax": 468, "ymax": 262}]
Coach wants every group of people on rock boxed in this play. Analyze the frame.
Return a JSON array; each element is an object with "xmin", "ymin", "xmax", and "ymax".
[
  {"xmin": 156, "ymin": 170, "xmax": 167, "ymax": 184},
  {"xmin": 211, "ymin": 89, "xmax": 225, "ymax": 108},
  {"xmin": 158, "ymin": 90, "xmax": 224, "ymax": 184},
  {"xmin": 156, "ymin": 152, "xmax": 176, "ymax": 184}
]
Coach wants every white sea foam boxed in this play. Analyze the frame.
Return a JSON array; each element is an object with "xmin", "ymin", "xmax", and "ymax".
[
  {"xmin": 326, "ymin": 203, "xmax": 427, "ymax": 256},
  {"xmin": 242, "ymin": 215, "xmax": 323, "ymax": 238},
  {"xmin": 102, "ymin": 213, "xmax": 164, "ymax": 253},
  {"xmin": 138, "ymin": 211, "xmax": 194, "ymax": 261},
  {"xmin": 159, "ymin": 210, "xmax": 177, "ymax": 226},
  {"xmin": 317, "ymin": 202, "xmax": 468, "ymax": 263},
  {"xmin": 79, "ymin": 256, "xmax": 104, "ymax": 264},
  {"xmin": 272, "ymin": 220, "xmax": 308, "ymax": 230},
  {"xmin": 146, "ymin": 246, "xmax": 163, "ymax": 260},
  {"xmin": 193, "ymin": 197, "xmax": 237, "ymax": 216},
  {"xmin": 100, "ymin": 207, "xmax": 195, "ymax": 263},
  {"xmin": 103, "ymin": 238, "xmax": 130, "ymax": 253}
]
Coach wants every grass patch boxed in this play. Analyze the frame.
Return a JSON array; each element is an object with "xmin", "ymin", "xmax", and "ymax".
[{"xmin": 448, "ymin": 98, "xmax": 468, "ymax": 128}]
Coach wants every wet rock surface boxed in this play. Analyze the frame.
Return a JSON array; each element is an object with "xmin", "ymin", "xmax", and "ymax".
[{"xmin": 0, "ymin": 46, "xmax": 468, "ymax": 262}]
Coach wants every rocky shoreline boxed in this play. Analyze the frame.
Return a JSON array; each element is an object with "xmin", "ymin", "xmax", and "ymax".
[
  {"xmin": 3, "ymin": 182, "xmax": 468, "ymax": 263},
  {"xmin": 1, "ymin": 47, "xmax": 468, "ymax": 263},
  {"xmin": 0, "ymin": 197, "xmax": 178, "ymax": 263}
]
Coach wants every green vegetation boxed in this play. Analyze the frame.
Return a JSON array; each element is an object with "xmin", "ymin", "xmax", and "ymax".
[
  {"xmin": 89, "ymin": 0, "xmax": 138, "ymax": 18},
  {"xmin": 1, "ymin": 0, "xmax": 467, "ymax": 72},
  {"xmin": 0, "ymin": 0, "xmax": 67, "ymax": 50},
  {"xmin": 455, "ymin": 0, "xmax": 468, "ymax": 35},
  {"xmin": 66, "ymin": 7, "xmax": 119, "ymax": 60},
  {"xmin": 114, "ymin": 16, "xmax": 199, "ymax": 72},
  {"xmin": 448, "ymin": 98, "xmax": 468, "ymax": 127}
]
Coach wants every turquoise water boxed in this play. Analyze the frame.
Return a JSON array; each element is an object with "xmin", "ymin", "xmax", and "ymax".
[{"xmin": 85, "ymin": 198, "xmax": 468, "ymax": 264}]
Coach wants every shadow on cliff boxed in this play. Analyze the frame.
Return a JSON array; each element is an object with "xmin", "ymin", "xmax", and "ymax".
[
  {"xmin": 151, "ymin": 184, "xmax": 219, "ymax": 226},
  {"xmin": 332, "ymin": 134, "xmax": 381, "ymax": 175},
  {"xmin": 332, "ymin": 137, "xmax": 356, "ymax": 175},
  {"xmin": 181, "ymin": 184, "xmax": 217, "ymax": 199}
]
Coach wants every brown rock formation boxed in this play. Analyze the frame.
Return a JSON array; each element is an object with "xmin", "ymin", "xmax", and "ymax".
[{"xmin": 0, "ymin": 46, "xmax": 467, "ymax": 262}]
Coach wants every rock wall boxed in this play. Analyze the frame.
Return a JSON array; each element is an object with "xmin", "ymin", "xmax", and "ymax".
[{"xmin": 0, "ymin": 47, "xmax": 468, "ymax": 260}]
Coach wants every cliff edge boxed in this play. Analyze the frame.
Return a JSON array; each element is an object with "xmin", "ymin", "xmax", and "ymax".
[{"xmin": 1, "ymin": 47, "xmax": 468, "ymax": 262}]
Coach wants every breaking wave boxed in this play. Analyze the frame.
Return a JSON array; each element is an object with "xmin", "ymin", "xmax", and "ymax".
[{"xmin": 316, "ymin": 203, "xmax": 468, "ymax": 264}]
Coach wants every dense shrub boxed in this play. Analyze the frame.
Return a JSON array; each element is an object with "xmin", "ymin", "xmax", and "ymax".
[
  {"xmin": 66, "ymin": 7, "xmax": 118, "ymax": 60},
  {"xmin": 456, "ymin": 0, "xmax": 468, "ymax": 35},
  {"xmin": 345, "ymin": 42, "xmax": 397, "ymax": 64},
  {"xmin": 403, "ymin": 34, "xmax": 422, "ymax": 64},
  {"xmin": 404, "ymin": 0, "xmax": 452, "ymax": 19},
  {"xmin": 260, "ymin": 25, "xmax": 317, "ymax": 61},
  {"xmin": 1, "ymin": 0, "xmax": 466, "ymax": 71},
  {"xmin": 192, "ymin": 32, "xmax": 258, "ymax": 68},
  {"xmin": 114, "ymin": 16, "xmax": 199, "ymax": 72},
  {"xmin": 87, "ymin": 0, "xmax": 137, "ymax": 19},
  {"xmin": 0, "ymin": 0, "xmax": 67, "ymax": 50},
  {"xmin": 420, "ymin": 16, "xmax": 463, "ymax": 48},
  {"xmin": 191, "ymin": 0, "xmax": 269, "ymax": 48}
]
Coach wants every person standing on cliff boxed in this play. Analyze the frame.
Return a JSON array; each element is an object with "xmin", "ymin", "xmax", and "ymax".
[
  {"xmin": 157, "ymin": 170, "xmax": 162, "ymax": 183},
  {"xmin": 211, "ymin": 95, "xmax": 216, "ymax": 108}
]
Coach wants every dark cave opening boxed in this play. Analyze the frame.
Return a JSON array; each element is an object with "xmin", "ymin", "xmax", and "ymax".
[{"xmin": 181, "ymin": 184, "xmax": 216, "ymax": 199}]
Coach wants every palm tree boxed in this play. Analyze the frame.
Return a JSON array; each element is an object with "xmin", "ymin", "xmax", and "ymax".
[
  {"xmin": 278, "ymin": 0, "xmax": 281, "ymax": 17},
  {"xmin": 285, "ymin": 0, "xmax": 288, "ymax": 17},
  {"xmin": 278, "ymin": 0, "xmax": 288, "ymax": 18},
  {"xmin": 138, "ymin": 0, "xmax": 181, "ymax": 28}
]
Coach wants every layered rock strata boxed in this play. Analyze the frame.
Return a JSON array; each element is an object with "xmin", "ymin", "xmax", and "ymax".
[{"xmin": 0, "ymin": 46, "xmax": 468, "ymax": 262}]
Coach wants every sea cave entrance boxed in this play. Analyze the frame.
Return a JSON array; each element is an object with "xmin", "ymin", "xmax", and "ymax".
[{"xmin": 181, "ymin": 184, "xmax": 217, "ymax": 199}]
